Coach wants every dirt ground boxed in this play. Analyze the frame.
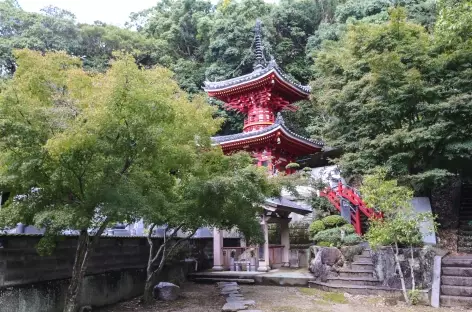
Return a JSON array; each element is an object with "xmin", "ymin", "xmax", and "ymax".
[{"xmin": 98, "ymin": 282, "xmax": 468, "ymax": 312}]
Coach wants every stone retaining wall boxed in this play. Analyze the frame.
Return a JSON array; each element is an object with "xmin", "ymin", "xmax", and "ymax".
[
  {"xmin": 371, "ymin": 246, "xmax": 435, "ymax": 290},
  {"xmin": 0, "ymin": 235, "xmax": 212, "ymax": 312}
]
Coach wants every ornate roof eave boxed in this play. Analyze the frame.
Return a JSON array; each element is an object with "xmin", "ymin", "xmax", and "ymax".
[
  {"xmin": 211, "ymin": 113, "xmax": 323, "ymax": 149},
  {"xmin": 203, "ymin": 61, "xmax": 311, "ymax": 96}
]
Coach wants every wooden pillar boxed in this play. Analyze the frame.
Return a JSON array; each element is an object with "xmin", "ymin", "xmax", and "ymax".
[
  {"xmin": 258, "ymin": 214, "xmax": 271, "ymax": 272},
  {"xmin": 212, "ymin": 228, "xmax": 224, "ymax": 271},
  {"xmin": 280, "ymin": 220, "xmax": 290, "ymax": 267}
]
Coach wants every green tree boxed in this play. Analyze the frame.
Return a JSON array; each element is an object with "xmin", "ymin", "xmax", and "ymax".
[
  {"xmin": 76, "ymin": 22, "xmax": 157, "ymax": 72},
  {"xmin": 309, "ymin": 8, "xmax": 472, "ymax": 189},
  {"xmin": 361, "ymin": 168, "xmax": 435, "ymax": 304},
  {"xmin": 141, "ymin": 151, "xmax": 279, "ymax": 303},
  {"xmin": 0, "ymin": 1, "xmax": 79, "ymax": 76},
  {"xmin": 0, "ymin": 50, "xmax": 219, "ymax": 312}
]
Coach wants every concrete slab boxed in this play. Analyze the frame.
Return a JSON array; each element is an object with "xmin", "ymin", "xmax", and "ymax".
[{"xmin": 412, "ymin": 197, "xmax": 436, "ymax": 245}]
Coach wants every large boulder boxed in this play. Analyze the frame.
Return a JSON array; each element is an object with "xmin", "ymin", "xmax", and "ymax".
[
  {"xmin": 154, "ymin": 282, "xmax": 180, "ymax": 301},
  {"xmin": 309, "ymin": 246, "xmax": 344, "ymax": 281}
]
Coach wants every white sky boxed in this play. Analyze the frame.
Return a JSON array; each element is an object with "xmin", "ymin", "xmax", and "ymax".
[{"xmin": 18, "ymin": 0, "xmax": 160, "ymax": 26}]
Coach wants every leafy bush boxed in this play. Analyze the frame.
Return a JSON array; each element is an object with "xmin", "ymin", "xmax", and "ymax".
[
  {"xmin": 342, "ymin": 233, "xmax": 363, "ymax": 246},
  {"xmin": 309, "ymin": 220, "xmax": 325, "ymax": 237},
  {"xmin": 317, "ymin": 241, "xmax": 333, "ymax": 247},
  {"xmin": 312, "ymin": 196, "xmax": 337, "ymax": 220},
  {"xmin": 340, "ymin": 224, "xmax": 355, "ymax": 234},
  {"xmin": 322, "ymin": 215, "xmax": 347, "ymax": 228},
  {"xmin": 313, "ymin": 228, "xmax": 342, "ymax": 246}
]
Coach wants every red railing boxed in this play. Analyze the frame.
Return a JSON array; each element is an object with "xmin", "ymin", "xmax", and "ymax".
[{"xmin": 320, "ymin": 181, "xmax": 382, "ymax": 235}]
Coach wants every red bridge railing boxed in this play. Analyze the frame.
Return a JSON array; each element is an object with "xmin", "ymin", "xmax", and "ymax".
[{"xmin": 319, "ymin": 181, "xmax": 382, "ymax": 235}]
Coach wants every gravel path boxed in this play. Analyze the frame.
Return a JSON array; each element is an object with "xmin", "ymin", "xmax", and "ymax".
[
  {"xmin": 97, "ymin": 283, "xmax": 224, "ymax": 312},
  {"xmin": 98, "ymin": 283, "xmax": 468, "ymax": 312},
  {"xmin": 242, "ymin": 285, "xmax": 468, "ymax": 312}
]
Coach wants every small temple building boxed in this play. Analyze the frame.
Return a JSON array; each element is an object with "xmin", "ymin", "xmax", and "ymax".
[{"xmin": 204, "ymin": 20, "xmax": 323, "ymax": 272}]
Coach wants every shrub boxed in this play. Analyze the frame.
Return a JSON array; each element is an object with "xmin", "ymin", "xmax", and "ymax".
[
  {"xmin": 317, "ymin": 241, "xmax": 333, "ymax": 247},
  {"xmin": 309, "ymin": 220, "xmax": 325, "ymax": 237},
  {"xmin": 340, "ymin": 224, "xmax": 355, "ymax": 234},
  {"xmin": 342, "ymin": 233, "xmax": 363, "ymax": 246},
  {"xmin": 313, "ymin": 227, "xmax": 342, "ymax": 246},
  {"xmin": 322, "ymin": 215, "xmax": 347, "ymax": 228}
]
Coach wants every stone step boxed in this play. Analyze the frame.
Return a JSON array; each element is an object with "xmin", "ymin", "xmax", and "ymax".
[
  {"xmin": 194, "ymin": 277, "xmax": 255, "ymax": 284},
  {"xmin": 441, "ymin": 285, "xmax": 472, "ymax": 297},
  {"xmin": 458, "ymin": 236, "xmax": 472, "ymax": 243},
  {"xmin": 440, "ymin": 295, "xmax": 472, "ymax": 308},
  {"xmin": 361, "ymin": 249, "xmax": 371, "ymax": 257},
  {"xmin": 353, "ymin": 255, "xmax": 372, "ymax": 262},
  {"xmin": 458, "ymin": 247, "xmax": 472, "ymax": 254},
  {"xmin": 308, "ymin": 281, "xmax": 406, "ymax": 297},
  {"xmin": 458, "ymin": 230, "xmax": 472, "ymax": 236},
  {"xmin": 351, "ymin": 262, "xmax": 374, "ymax": 271},
  {"xmin": 442, "ymin": 276, "xmax": 472, "ymax": 287},
  {"xmin": 442, "ymin": 257, "xmax": 472, "ymax": 267},
  {"xmin": 442, "ymin": 267, "xmax": 472, "ymax": 277},
  {"xmin": 326, "ymin": 276, "xmax": 381, "ymax": 286},
  {"xmin": 338, "ymin": 269, "xmax": 374, "ymax": 279},
  {"xmin": 458, "ymin": 224, "xmax": 472, "ymax": 231}
]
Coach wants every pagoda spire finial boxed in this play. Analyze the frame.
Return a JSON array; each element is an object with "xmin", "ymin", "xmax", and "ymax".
[{"xmin": 254, "ymin": 19, "xmax": 265, "ymax": 70}]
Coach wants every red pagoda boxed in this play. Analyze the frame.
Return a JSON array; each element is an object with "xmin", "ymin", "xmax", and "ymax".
[{"xmin": 205, "ymin": 20, "xmax": 323, "ymax": 173}]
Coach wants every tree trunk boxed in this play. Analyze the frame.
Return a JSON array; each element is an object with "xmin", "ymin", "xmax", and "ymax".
[
  {"xmin": 393, "ymin": 243, "xmax": 410, "ymax": 305},
  {"xmin": 63, "ymin": 221, "xmax": 108, "ymax": 312},
  {"xmin": 143, "ymin": 273, "xmax": 155, "ymax": 304},
  {"xmin": 410, "ymin": 245, "xmax": 415, "ymax": 292},
  {"xmin": 63, "ymin": 230, "xmax": 90, "ymax": 312}
]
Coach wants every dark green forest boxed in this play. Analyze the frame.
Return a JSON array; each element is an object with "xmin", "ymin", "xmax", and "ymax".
[{"xmin": 1, "ymin": 0, "xmax": 471, "ymax": 189}]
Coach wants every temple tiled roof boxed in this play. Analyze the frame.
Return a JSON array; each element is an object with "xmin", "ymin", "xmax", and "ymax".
[
  {"xmin": 203, "ymin": 19, "xmax": 310, "ymax": 95},
  {"xmin": 211, "ymin": 113, "xmax": 324, "ymax": 148},
  {"xmin": 203, "ymin": 60, "xmax": 311, "ymax": 94}
]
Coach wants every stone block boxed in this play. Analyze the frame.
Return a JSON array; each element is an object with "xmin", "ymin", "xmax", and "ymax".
[
  {"xmin": 154, "ymin": 282, "xmax": 180, "ymax": 301},
  {"xmin": 222, "ymin": 302, "xmax": 247, "ymax": 311}
]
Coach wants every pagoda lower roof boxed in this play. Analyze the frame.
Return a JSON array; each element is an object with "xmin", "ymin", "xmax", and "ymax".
[
  {"xmin": 211, "ymin": 114, "xmax": 323, "ymax": 149},
  {"xmin": 203, "ymin": 60, "xmax": 310, "ymax": 97}
]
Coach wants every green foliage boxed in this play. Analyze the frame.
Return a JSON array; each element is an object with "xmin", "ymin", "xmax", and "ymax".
[
  {"xmin": 342, "ymin": 233, "xmax": 363, "ymax": 246},
  {"xmin": 321, "ymin": 215, "xmax": 347, "ymax": 228},
  {"xmin": 317, "ymin": 241, "xmax": 334, "ymax": 247},
  {"xmin": 362, "ymin": 168, "xmax": 436, "ymax": 248},
  {"xmin": 340, "ymin": 223, "xmax": 355, "ymax": 234},
  {"xmin": 309, "ymin": 6, "xmax": 472, "ymax": 189},
  {"xmin": 309, "ymin": 220, "xmax": 325, "ymax": 237},
  {"xmin": 311, "ymin": 195, "xmax": 337, "ymax": 219},
  {"xmin": 313, "ymin": 227, "xmax": 342, "ymax": 245},
  {"xmin": 408, "ymin": 289, "xmax": 421, "ymax": 305}
]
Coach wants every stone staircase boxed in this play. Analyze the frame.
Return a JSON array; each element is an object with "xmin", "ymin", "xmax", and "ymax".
[
  {"xmin": 458, "ymin": 183, "xmax": 472, "ymax": 253},
  {"xmin": 440, "ymin": 256, "xmax": 472, "ymax": 308},
  {"xmin": 308, "ymin": 248, "xmax": 402, "ymax": 296}
]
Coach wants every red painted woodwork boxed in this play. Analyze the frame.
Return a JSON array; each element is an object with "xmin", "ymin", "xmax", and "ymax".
[{"xmin": 320, "ymin": 182, "xmax": 383, "ymax": 235}]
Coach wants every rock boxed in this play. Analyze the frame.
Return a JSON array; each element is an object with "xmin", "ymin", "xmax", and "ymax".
[
  {"xmin": 218, "ymin": 282, "xmax": 238, "ymax": 288},
  {"xmin": 228, "ymin": 293, "xmax": 244, "ymax": 297},
  {"xmin": 154, "ymin": 282, "xmax": 180, "ymax": 301},
  {"xmin": 222, "ymin": 302, "xmax": 247, "ymax": 311},
  {"xmin": 322, "ymin": 247, "xmax": 344, "ymax": 266},
  {"xmin": 79, "ymin": 306, "xmax": 92, "ymax": 312},
  {"xmin": 309, "ymin": 246, "xmax": 344, "ymax": 282}
]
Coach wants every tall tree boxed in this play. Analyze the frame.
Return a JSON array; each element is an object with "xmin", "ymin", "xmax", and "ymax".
[
  {"xmin": 310, "ymin": 7, "xmax": 472, "ymax": 190},
  {"xmin": 0, "ymin": 50, "xmax": 219, "ymax": 312}
]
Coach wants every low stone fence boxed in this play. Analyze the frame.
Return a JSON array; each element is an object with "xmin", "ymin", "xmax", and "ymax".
[
  {"xmin": 371, "ymin": 246, "xmax": 435, "ymax": 290},
  {"xmin": 0, "ymin": 235, "xmax": 212, "ymax": 312}
]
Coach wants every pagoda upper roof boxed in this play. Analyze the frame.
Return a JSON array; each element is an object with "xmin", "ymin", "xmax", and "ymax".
[
  {"xmin": 211, "ymin": 113, "xmax": 323, "ymax": 149},
  {"xmin": 203, "ymin": 60, "xmax": 311, "ymax": 96},
  {"xmin": 203, "ymin": 19, "xmax": 310, "ymax": 99}
]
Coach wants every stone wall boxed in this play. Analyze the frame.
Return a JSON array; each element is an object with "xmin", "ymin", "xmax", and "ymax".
[
  {"xmin": 0, "ymin": 235, "xmax": 211, "ymax": 312},
  {"xmin": 371, "ymin": 246, "xmax": 435, "ymax": 290}
]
